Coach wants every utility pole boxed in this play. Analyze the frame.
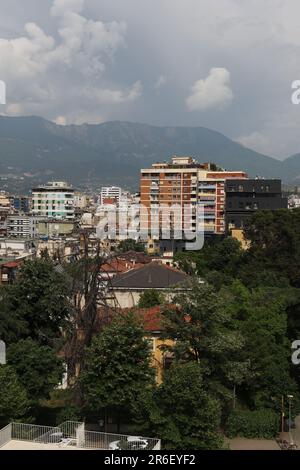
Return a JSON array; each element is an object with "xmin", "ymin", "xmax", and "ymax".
[
  {"xmin": 287, "ymin": 394, "xmax": 294, "ymax": 446},
  {"xmin": 281, "ymin": 395, "xmax": 284, "ymax": 433}
]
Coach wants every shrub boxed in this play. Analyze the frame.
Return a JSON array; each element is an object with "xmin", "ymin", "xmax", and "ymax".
[{"xmin": 226, "ymin": 409, "xmax": 279, "ymax": 439}]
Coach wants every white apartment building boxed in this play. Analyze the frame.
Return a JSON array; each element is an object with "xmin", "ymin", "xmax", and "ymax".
[
  {"xmin": 32, "ymin": 182, "xmax": 75, "ymax": 220},
  {"xmin": 7, "ymin": 214, "xmax": 42, "ymax": 238},
  {"xmin": 100, "ymin": 186, "xmax": 122, "ymax": 205}
]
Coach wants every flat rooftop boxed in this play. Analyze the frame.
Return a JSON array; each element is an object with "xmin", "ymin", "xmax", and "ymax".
[{"xmin": 1, "ymin": 440, "xmax": 82, "ymax": 450}]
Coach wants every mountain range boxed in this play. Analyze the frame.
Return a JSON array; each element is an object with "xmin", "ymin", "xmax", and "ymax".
[{"xmin": 0, "ymin": 115, "xmax": 299, "ymax": 190}]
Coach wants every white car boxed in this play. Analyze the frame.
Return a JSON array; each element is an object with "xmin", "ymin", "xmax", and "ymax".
[{"xmin": 108, "ymin": 436, "xmax": 149, "ymax": 450}]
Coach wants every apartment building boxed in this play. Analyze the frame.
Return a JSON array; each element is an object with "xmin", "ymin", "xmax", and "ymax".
[
  {"xmin": 100, "ymin": 186, "xmax": 122, "ymax": 205},
  {"xmin": 13, "ymin": 196, "xmax": 31, "ymax": 213},
  {"xmin": 225, "ymin": 179, "xmax": 287, "ymax": 230},
  {"xmin": 32, "ymin": 181, "xmax": 75, "ymax": 220},
  {"xmin": 0, "ymin": 193, "xmax": 13, "ymax": 237},
  {"xmin": 140, "ymin": 156, "xmax": 247, "ymax": 239},
  {"xmin": 7, "ymin": 214, "xmax": 42, "ymax": 238}
]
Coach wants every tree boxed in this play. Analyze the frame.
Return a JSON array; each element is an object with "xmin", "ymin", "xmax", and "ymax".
[
  {"xmin": 0, "ymin": 258, "xmax": 70, "ymax": 346},
  {"xmin": 223, "ymin": 281, "xmax": 299, "ymax": 411},
  {"xmin": 0, "ymin": 365, "xmax": 30, "ymax": 425},
  {"xmin": 80, "ymin": 313, "xmax": 155, "ymax": 430},
  {"xmin": 118, "ymin": 239, "xmax": 145, "ymax": 253},
  {"xmin": 133, "ymin": 363, "xmax": 223, "ymax": 450},
  {"xmin": 243, "ymin": 209, "xmax": 300, "ymax": 287},
  {"xmin": 7, "ymin": 339, "xmax": 64, "ymax": 402},
  {"xmin": 138, "ymin": 289, "xmax": 164, "ymax": 308},
  {"xmin": 161, "ymin": 281, "xmax": 248, "ymax": 402}
]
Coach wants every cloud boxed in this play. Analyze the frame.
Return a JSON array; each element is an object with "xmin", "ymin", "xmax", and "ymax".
[
  {"xmin": 50, "ymin": 0, "xmax": 85, "ymax": 17},
  {"xmin": 186, "ymin": 68, "xmax": 233, "ymax": 111},
  {"xmin": 154, "ymin": 75, "xmax": 167, "ymax": 92},
  {"xmin": 236, "ymin": 131, "xmax": 273, "ymax": 156},
  {"xmin": 0, "ymin": 0, "xmax": 141, "ymax": 122},
  {"xmin": 84, "ymin": 81, "xmax": 142, "ymax": 104}
]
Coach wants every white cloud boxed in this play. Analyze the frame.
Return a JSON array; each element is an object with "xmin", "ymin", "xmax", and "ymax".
[
  {"xmin": 186, "ymin": 67, "xmax": 233, "ymax": 111},
  {"xmin": 0, "ymin": 0, "xmax": 141, "ymax": 122},
  {"xmin": 236, "ymin": 131, "xmax": 271, "ymax": 155},
  {"xmin": 154, "ymin": 75, "xmax": 167, "ymax": 91},
  {"xmin": 50, "ymin": 0, "xmax": 85, "ymax": 17},
  {"xmin": 85, "ymin": 81, "xmax": 142, "ymax": 104},
  {"xmin": 54, "ymin": 115, "xmax": 67, "ymax": 125}
]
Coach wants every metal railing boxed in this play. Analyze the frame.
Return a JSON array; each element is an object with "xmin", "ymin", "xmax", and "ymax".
[
  {"xmin": 0, "ymin": 421, "xmax": 161, "ymax": 450},
  {"xmin": 0, "ymin": 423, "xmax": 12, "ymax": 448},
  {"xmin": 83, "ymin": 430, "xmax": 160, "ymax": 450},
  {"xmin": 11, "ymin": 423, "xmax": 61, "ymax": 443}
]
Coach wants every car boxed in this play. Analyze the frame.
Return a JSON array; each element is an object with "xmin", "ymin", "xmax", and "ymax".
[
  {"xmin": 127, "ymin": 436, "xmax": 148, "ymax": 449},
  {"xmin": 108, "ymin": 436, "xmax": 149, "ymax": 450},
  {"xmin": 48, "ymin": 432, "xmax": 64, "ymax": 443},
  {"xmin": 109, "ymin": 440, "xmax": 121, "ymax": 450}
]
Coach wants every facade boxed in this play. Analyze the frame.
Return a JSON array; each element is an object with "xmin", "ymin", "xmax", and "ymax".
[
  {"xmin": 13, "ymin": 196, "xmax": 31, "ymax": 213},
  {"xmin": 7, "ymin": 214, "xmax": 41, "ymax": 238},
  {"xmin": 225, "ymin": 179, "xmax": 287, "ymax": 230},
  {"xmin": 140, "ymin": 156, "xmax": 247, "ymax": 240},
  {"xmin": 100, "ymin": 186, "xmax": 122, "ymax": 205},
  {"xmin": 32, "ymin": 181, "xmax": 75, "ymax": 220},
  {"xmin": 0, "ymin": 193, "xmax": 12, "ymax": 237},
  {"xmin": 37, "ymin": 220, "xmax": 75, "ymax": 237},
  {"xmin": 0, "ymin": 239, "xmax": 36, "ymax": 258}
]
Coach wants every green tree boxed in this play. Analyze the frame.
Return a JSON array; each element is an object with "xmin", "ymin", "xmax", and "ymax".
[
  {"xmin": 0, "ymin": 365, "xmax": 30, "ymax": 424},
  {"xmin": 7, "ymin": 339, "xmax": 64, "ymax": 402},
  {"xmin": 162, "ymin": 281, "xmax": 248, "ymax": 402},
  {"xmin": 138, "ymin": 289, "xmax": 164, "ymax": 308},
  {"xmin": 243, "ymin": 209, "xmax": 300, "ymax": 287},
  {"xmin": 0, "ymin": 258, "xmax": 70, "ymax": 346},
  {"xmin": 134, "ymin": 363, "xmax": 223, "ymax": 450},
  {"xmin": 80, "ymin": 313, "xmax": 155, "ymax": 430},
  {"xmin": 118, "ymin": 239, "xmax": 145, "ymax": 253},
  {"xmin": 223, "ymin": 281, "xmax": 299, "ymax": 411}
]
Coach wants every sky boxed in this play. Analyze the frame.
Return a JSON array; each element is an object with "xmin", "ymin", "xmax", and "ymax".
[{"xmin": 1, "ymin": 0, "xmax": 300, "ymax": 158}]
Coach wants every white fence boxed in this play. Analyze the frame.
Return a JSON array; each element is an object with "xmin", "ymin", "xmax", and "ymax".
[
  {"xmin": 0, "ymin": 421, "xmax": 161, "ymax": 450},
  {"xmin": 0, "ymin": 424, "xmax": 12, "ymax": 448}
]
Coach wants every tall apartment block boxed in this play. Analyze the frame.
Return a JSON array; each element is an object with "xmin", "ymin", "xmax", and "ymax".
[
  {"xmin": 32, "ymin": 181, "xmax": 75, "ymax": 220},
  {"xmin": 140, "ymin": 156, "xmax": 247, "ymax": 239}
]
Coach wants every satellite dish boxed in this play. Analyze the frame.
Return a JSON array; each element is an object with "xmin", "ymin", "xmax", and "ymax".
[{"xmin": 0, "ymin": 340, "xmax": 6, "ymax": 365}]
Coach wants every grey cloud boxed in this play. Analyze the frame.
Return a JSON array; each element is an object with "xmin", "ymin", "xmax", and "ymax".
[{"xmin": 1, "ymin": 0, "xmax": 300, "ymax": 157}]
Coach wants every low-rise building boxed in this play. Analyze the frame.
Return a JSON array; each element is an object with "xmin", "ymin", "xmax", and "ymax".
[{"xmin": 109, "ymin": 262, "xmax": 191, "ymax": 308}]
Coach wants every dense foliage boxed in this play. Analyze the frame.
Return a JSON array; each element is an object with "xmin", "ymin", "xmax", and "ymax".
[{"xmin": 227, "ymin": 409, "xmax": 279, "ymax": 439}]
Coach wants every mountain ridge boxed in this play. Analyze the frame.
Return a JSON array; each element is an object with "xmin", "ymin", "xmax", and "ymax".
[{"xmin": 0, "ymin": 115, "xmax": 299, "ymax": 188}]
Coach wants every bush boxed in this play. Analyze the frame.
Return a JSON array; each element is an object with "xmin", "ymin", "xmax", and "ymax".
[{"xmin": 226, "ymin": 409, "xmax": 279, "ymax": 439}]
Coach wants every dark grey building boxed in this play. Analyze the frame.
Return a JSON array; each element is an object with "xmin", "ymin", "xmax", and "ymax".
[{"xmin": 225, "ymin": 179, "xmax": 287, "ymax": 231}]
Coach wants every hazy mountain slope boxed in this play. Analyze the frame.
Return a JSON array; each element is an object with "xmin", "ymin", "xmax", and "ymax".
[{"xmin": 0, "ymin": 116, "xmax": 293, "ymax": 186}]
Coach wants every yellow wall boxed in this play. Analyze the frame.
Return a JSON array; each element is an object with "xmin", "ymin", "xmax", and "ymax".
[{"xmin": 147, "ymin": 335, "xmax": 174, "ymax": 384}]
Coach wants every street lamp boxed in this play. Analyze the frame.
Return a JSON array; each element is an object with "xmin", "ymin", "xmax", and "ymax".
[{"xmin": 287, "ymin": 394, "xmax": 294, "ymax": 445}]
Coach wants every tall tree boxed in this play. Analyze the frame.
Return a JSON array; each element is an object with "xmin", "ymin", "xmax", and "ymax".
[
  {"xmin": 7, "ymin": 339, "xmax": 64, "ymax": 402},
  {"xmin": 0, "ymin": 258, "xmax": 70, "ymax": 347},
  {"xmin": 161, "ymin": 281, "xmax": 248, "ymax": 402},
  {"xmin": 80, "ymin": 313, "xmax": 155, "ymax": 430},
  {"xmin": 133, "ymin": 363, "xmax": 223, "ymax": 450}
]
